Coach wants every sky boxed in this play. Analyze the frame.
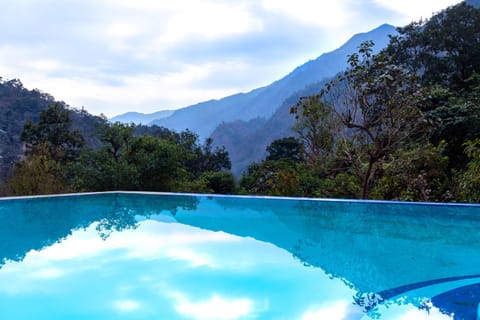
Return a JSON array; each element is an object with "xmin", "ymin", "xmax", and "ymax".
[{"xmin": 0, "ymin": 0, "xmax": 463, "ymax": 117}]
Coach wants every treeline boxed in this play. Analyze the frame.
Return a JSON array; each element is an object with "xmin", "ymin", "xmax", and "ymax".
[
  {"xmin": 3, "ymin": 103, "xmax": 234, "ymax": 196},
  {"xmin": 240, "ymin": 2, "xmax": 480, "ymax": 202}
]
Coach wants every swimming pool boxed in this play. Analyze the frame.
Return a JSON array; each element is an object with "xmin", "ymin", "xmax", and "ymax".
[{"xmin": 0, "ymin": 192, "xmax": 479, "ymax": 319}]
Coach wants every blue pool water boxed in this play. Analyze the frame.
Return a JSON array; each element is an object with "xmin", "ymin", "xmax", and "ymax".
[{"xmin": 1, "ymin": 192, "xmax": 480, "ymax": 319}]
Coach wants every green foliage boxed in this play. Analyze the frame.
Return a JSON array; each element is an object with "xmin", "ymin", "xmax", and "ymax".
[
  {"xmin": 241, "ymin": 3, "xmax": 480, "ymax": 202},
  {"xmin": 387, "ymin": 3, "xmax": 480, "ymax": 90},
  {"xmin": 71, "ymin": 148, "xmax": 139, "ymax": 191},
  {"xmin": 239, "ymin": 160, "xmax": 303, "ymax": 196},
  {"xmin": 186, "ymin": 137, "xmax": 231, "ymax": 179},
  {"xmin": 197, "ymin": 171, "xmax": 236, "ymax": 194},
  {"xmin": 266, "ymin": 137, "xmax": 303, "ymax": 162},
  {"xmin": 21, "ymin": 103, "xmax": 85, "ymax": 163},
  {"xmin": 71, "ymin": 122, "xmax": 234, "ymax": 194},
  {"xmin": 385, "ymin": 2, "xmax": 480, "ymax": 168},
  {"xmin": 7, "ymin": 104, "xmax": 87, "ymax": 195},
  {"xmin": 371, "ymin": 143, "xmax": 451, "ymax": 201},
  {"xmin": 426, "ymin": 74, "xmax": 480, "ymax": 167},
  {"xmin": 319, "ymin": 41, "xmax": 426, "ymax": 198},
  {"xmin": 291, "ymin": 96, "xmax": 336, "ymax": 167},
  {"xmin": 7, "ymin": 144, "xmax": 72, "ymax": 196},
  {"xmin": 129, "ymin": 135, "xmax": 189, "ymax": 191},
  {"xmin": 313, "ymin": 173, "xmax": 361, "ymax": 199},
  {"xmin": 455, "ymin": 139, "xmax": 480, "ymax": 202}
]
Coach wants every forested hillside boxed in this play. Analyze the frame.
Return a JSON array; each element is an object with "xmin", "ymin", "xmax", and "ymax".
[
  {"xmin": 1, "ymin": 102, "xmax": 234, "ymax": 196},
  {"xmin": 0, "ymin": 79, "xmax": 104, "ymax": 183}
]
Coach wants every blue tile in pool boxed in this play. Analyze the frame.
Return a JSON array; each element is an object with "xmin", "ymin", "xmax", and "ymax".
[{"xmin": 0, "ymin": 192, "xmax": 480, "ymax": 319}]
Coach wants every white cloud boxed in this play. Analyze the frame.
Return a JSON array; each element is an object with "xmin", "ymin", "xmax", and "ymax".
[
  {"xmin": 301, "ymin": 300, "xmax": 351, "ymax": 320},
  {"xmin": 164, "ymin": 248, "xmax": 215, "ymax": 268},
  {"xmin": 262, "ymin": 0, "xmax": 355, "ymax": 28},
  {"xmin": 300, "ymin": 301, "xmax": 454, "ymax": 320},
  {"xmin": 29, "ymin": 267, "xmax": 65, "ymax": 279},
  {"xmin": 373, "ymin": 0, "xmax": 463, "ymax": 21},
  {"xmin": 102, "ymin": 0, "xmax": 262, "ymax": 51},
  {"xmin": 370, "ymin": 302, "xmax": 453, "ymax": 320},
  {"xmin": 174, "ymin": 294, "xmax": 254, "ymax": 320},
  {"xmin": 114, "ymin": 299, "xmax": 142, "ymax": 312},
  {"xmin": 106, "ymin": 23, "xmax": 140, "ymax": 39},
  {"xmin": 163, "ymin": 2, "xmax": 262, "ymax": 42}
]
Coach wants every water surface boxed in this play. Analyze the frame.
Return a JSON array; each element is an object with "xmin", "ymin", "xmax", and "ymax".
[{"xmin": 1, "ymin": 192, "xmax": 479, "ymax": 319}]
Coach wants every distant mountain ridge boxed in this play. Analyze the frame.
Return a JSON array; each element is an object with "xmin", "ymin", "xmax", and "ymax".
[
  {"xmin": 110, "ymin": 110, "xmax": 174, "ymax": 124},
  {"xmin": 148, "ymin": 24, "xmax": 397, "ymax": 139}
]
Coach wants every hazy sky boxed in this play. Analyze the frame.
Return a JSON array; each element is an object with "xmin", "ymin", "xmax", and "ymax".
[{"xmin": 0, "ymin": 0, "xmax": 463, "ymax": 117}]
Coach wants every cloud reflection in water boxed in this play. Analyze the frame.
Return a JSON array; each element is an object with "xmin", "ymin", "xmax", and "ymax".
[{"xmin": 0, "ymin": 218, "xmax": 354, "ymax": 319}]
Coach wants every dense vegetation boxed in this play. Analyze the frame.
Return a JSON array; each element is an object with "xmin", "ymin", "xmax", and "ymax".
[
  {"xmin": 2, "ymin": 2, "xmax": 480, "ymax": 202},
  {"xmin": 3, "ymin": 104, "xmax": 234, "ymax": 196}
]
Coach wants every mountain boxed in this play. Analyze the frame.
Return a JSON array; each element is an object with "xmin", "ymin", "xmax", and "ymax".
[
  {"xmin": 150, "ymin": 24, "xmax": 397, "ymax": 139},
  {"xmin": 110, "ymin": 109, "xmax": 174, "ymax": 125}
]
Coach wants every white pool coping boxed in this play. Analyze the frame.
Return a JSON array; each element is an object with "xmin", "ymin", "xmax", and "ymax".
[{"xmin": 1, "ymin": 190, "xmax": 480, "ymax": 208}]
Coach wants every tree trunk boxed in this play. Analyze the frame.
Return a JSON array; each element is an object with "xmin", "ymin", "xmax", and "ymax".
[{"xmin": 362, "ymin": 160, "xmax": 374, "ymax": 199}]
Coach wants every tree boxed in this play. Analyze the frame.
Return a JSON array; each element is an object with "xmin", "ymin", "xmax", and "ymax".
[
  {"xmin": 71, "ymin": 121, "xmax": 235, "ymax": 193},
  {"xmin": 291, "ymin": 97, "xmax": 337, "ymax": 168},
  {"xmin": 240, "ymin": 160, "xmax": 303, "ymax": 196},
  {"xmin": 424, "ymin": 74, "xmax": 480, "ymax": 167},
  {"xmin": 101, "ymin": 122, "xmax": 136, "ymax": 161},
  {"xmin": 185, "ymin": 137, "xmax": 231, "ymax": 179},
  {"xmin": 128, "ymin": 135, "xmax": 189, "ymax": 191},
  {"xmin": 384, "ymin": 3, "xmax": 480, "ymax": 169},
  {"xmin": 386, "ymin": 3, "xmax": 480, "ymax": 90},
  {"xmin": 7, "ymin": 143, "xmax": 72, "ymax": 195},
  {"xmin": 70, "ymin": 122, "xmax": 139, "ymax": 191},
  {"xmin": 266, "ymin": 137, "xmax": 304, "ymax": 163},
  {"xmin": 320, "ymin": 41, "xmax": 426, "ymax": 198},
  {"xmin": 455, "ymin": 139, "xmax": 480, "ymax": 202},
  {"xmin": 21, "ymin": 103, "xmax": 85, "ymax": 163},
  {"xmin": 7, "ymin": 104, "xmax": 86, "ymax": 195},
  {"xmin": 198, "ymin": 171, "xmax": 236, "ymax": 194},
  {"xmin": 371, "ymin": 143, "xmax": 451, "ymax": 201}
]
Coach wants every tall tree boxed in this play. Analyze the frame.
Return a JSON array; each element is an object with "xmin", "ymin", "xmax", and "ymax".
[
  {"xmin": 266, "ymin": 136, "xmax": 304, "ymax": 163},
  {"xmin": 21, "ymin": 103, "xmax": 85, "ymax": 163},
  {"xmin": 7, "ymin": 104, "xmax": 86, "ymax": 195},
  {"xmin": 385, "ymin": 3, "xmax": 480, "ymax": 167},
  {"xmin": 320, "ymin": 41, "xmax": 426, "ymax": 198},
  {"xmin": 387, "ymin": 2, "xmax": 480, "ymax": 90},
  {"xmin": 291, "ymin": 97, "xmax": 337, "ymax": 168}
]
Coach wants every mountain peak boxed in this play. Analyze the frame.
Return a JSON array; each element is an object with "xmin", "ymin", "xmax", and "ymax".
[{"xmin": 110, "ymin": 109, "xmax": 174, "ymax": 125}]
